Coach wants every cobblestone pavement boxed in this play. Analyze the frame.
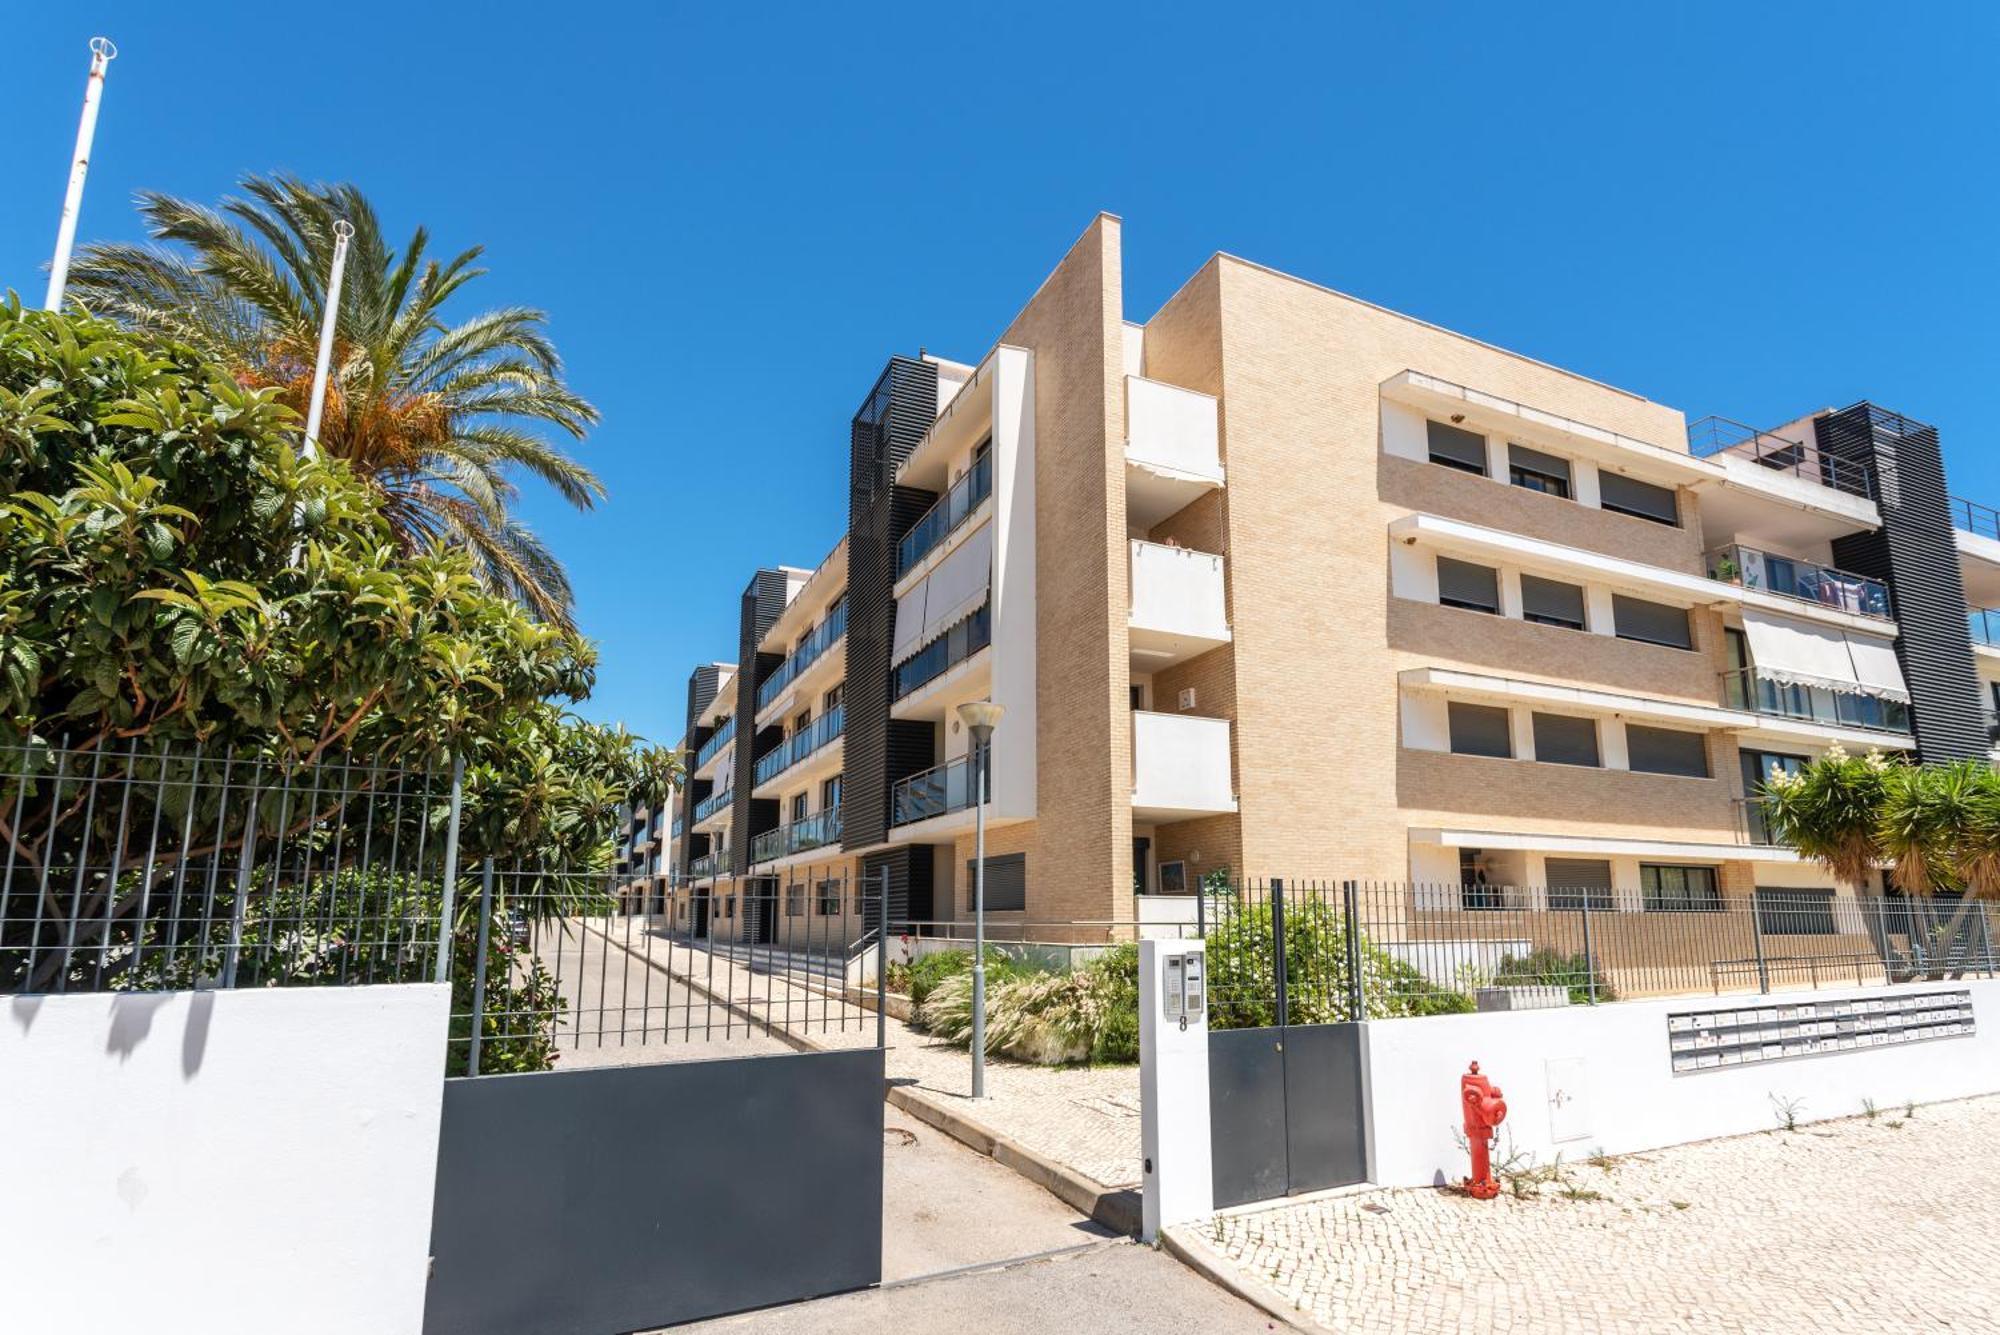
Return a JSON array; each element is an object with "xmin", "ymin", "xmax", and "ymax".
[
  {"xmin": 592, "ymin": 929, "xmax": 1144, "ymax": 1188},
  {"xmin": 1196, "ymin": 1094, "xmax": 2000, "ymax": 1333}
]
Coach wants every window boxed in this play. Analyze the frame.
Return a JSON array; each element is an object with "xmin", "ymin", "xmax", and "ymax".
[
  {"xmin": 1437, "ymin": 557, "xmax": 1500, "ymax": 613},
  {"xmin": 1158, "ymin": 860, "xmax": 1189, "ymax": 894},
  {"xmin": 1521, "ymin": 574, "xmax": 1586, "ymax": 629},
  {"xmin": 823, "ymin": 683, "xmax": 844, "ymax": 711},
  {"xmin": 790, "ymin": 793, "xmax": 808, "ymax": 823},
  {"xmin": 784, "ymin": 881, "xmax": 805, "ymax": 917},
  {"xmin": 1545, "ymin": 858, "xmax": 1614, "ymax": 911},
  {"xmin": 1427, "ymin": 420, "xmax": 1488, "ymax": 475},
  {"xmin": 1508, "ymin": 444, "xmax": 1572, "ymax": 499},
  {"xmin": 1599, "ymin": 472, "xmax": 1680, "ymax": 526},
  {"xmin": 816, "ymin": 879, "xmax": 842, "ymax": 916},
  {"xmin": 1448, "ymin": 702, "xmax": 1513, "ymax": 758},
  {"xmin": 1532, "ymin": 713, "xmax": 1601, "ymax": 767},
  {"xmin": 1460, "ymin": 848, "xmax": 1502, "ymax": 910},
  {"xmin": 1642, "ymin": 864, "xmax": 1720, "ymax": 912},
  {"xmin": 1626, "ymin": 724, "xmax": 1709, "ymax": 777},
  {"xmin": 1612, "ymin": 594, "xmax": 1693, "ymax": 650},
  {"xmin": 965, "ymin": 852, "xmax": 1028, "ymax": 912},
  {"xmin": 724, "ymin": 894, "xmax": 736, "ymax": 920},
  {"xmin": 1755, "ymin": 888, "xmax": 1837, "ymax": 936},
  {"xmin": 821, "ymin": 775, "xmax": 842, "ymax": 809}
]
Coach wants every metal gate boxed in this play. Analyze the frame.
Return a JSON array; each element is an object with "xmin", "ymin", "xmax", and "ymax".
[
  {"xmin": 1208, "ymin": 1022, "xmax": 1368, "ymax": 1207},
  {"xmin": 424, "ymin": 862, "xmax": 891, "ymax": 1334}
]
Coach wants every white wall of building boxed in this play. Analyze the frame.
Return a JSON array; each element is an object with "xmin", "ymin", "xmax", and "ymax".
[
  {"xmin": 1363, "ymin": 979, "xmax": 2000, "ymax": 1188},
  {"xmin": 990, "ymin": 345, "xmax": 1039, "ymax": 821},
  {"xmin": 1, "ymin": 983, "xmax": 450, "ymax": 1335}
]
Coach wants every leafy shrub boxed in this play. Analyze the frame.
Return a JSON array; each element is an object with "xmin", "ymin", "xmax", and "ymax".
[
  {"xmin": 1487, "ymin": 947, "xmax": 1615, "ymax": 1005},
  {"xmin": 1205, "ymin": 900, "xmax": 1474, "ymax": 1026},
  {"xmin": 919, "ymin": 944, "xmax": 1138, "ymax": 1065},
  {"xmin": 903, "ymin": 947, "xmax": 1033, "ymax": 1022}
]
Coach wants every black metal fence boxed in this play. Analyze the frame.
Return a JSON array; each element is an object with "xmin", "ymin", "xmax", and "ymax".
[
  {"xmin": 0, "ymin": 738, "xmax": 457, "ymax": 996},
  {"xmin": 1192, "ymin": 878, "xmax": 2000, "ymax": 1023},
  {"xmin": 449, "ymin": 862, "xmax": 888, "ymax": 1075}
]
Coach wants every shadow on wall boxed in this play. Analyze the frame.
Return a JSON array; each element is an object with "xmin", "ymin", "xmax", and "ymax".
[{"xmin": 8, "ymin": 990, "xmax": 216, "ymax": 1077}]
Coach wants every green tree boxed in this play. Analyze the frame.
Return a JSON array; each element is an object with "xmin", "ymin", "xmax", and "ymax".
[
  {"xmin": 0, "ymin": 302, "xmax": 674, "ymax": 995},
  {"xmin": 66, "ymin": 175, "xmax": 602, "ymax": 625}
]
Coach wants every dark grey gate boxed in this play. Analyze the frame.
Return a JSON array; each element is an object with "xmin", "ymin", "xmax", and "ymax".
[
  {"xmin": 1209, "ymin": 1022, "xmax": 1368, "ymax": 1208},
  {"xmin": 425, "ymin": 1047, "xmax": 883, "ymax": 1335}
]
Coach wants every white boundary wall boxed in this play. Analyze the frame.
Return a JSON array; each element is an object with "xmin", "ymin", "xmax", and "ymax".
[
  {"xmin": 0, "ymin": 983, "xmax": 450, "ymax": 1334},
  {"xmin": 1364, "ymin": 979, "xmax": 2000, "ymax": 1188}
]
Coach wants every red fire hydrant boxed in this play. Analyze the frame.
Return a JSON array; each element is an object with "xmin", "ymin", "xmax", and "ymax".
[{"xmin": 1461, "ymin": 1061, "xmax": 1507, "ymax": 1200}]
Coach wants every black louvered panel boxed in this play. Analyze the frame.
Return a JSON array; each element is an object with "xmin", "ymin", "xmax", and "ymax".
[
  {"xmin": 677, "ymin": 664, "xmax": 723, "ymax": 878},
  {"xmin": 861, "ymin": 846, "xmax": 934, "ymax": 931},
  {"xmin": 732, "ymin": 572, "xmax": 793, "ymax": 875},
  {"xmin": 844, "ymin": 358, "xmax": 940, "ymax": 850},
  {"xmin": 1821, "ymin": 404, "xmax": 1987, "ymax": 763}
]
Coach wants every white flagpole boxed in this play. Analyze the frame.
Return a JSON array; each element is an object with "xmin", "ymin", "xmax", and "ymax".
[
  {"xmin": 301, "ymin": 219, "xmax": 354, "ymax": 460},
  {"xmin": 45, "ymin": 37, "xmax": 118, "ymax": 313}
]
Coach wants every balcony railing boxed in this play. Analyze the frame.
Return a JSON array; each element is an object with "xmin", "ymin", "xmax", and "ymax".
[
  {"xmin": 671, "ymin": 816, "xmax": 684, "ymax": 839},
  {"xmin": 753, "ymin": 705, "xmax": 845, "ymax": 788},
  {"xmin": 1954, "ymin": 497, "xmax": 2000, "ymax": 542},
  {"xmin": 756, "ymin": 601, "xmax": 849, "ymax": 713},
  {"xmin": 750, "ymin": 805, "xmax": 843, "ymax": 864},
  {"xmin": 694, "ymin": 786, "xmax": 734, "ymax": 824},
  {"xmin": 891, "ymin": 748, "xmax": 988, "ymax": 827},
  {"xmin": 1721, "ymin": 668, "xmax": 1910, "ymax": 735},
  {"xmin": 898, "ymin": 452, "xmax": 993, "ymax": 578},
  {"xmin": 695, "ymin": 717, "xmax": 735, "ymax": 771},
  {"xmin": 1705, "ymin": 545, "xmax": 1890, "ymax": 620},
  {"xmin": 688, "ymin": 851, "xmax": 722, "ymax": 880},
  {"xmin": 894, "ymin": 603, "xmax": 991, "ymax": 701},
  {"xmin": 1686, "ymin": 416, "xmax": 1874, "ymax": 500},
  {"xmin": 1972, "ymin": 607, "xmax": 2000, "ymax": 648}
]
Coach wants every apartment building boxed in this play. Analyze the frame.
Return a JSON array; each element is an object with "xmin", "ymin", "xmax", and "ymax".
[{"xmin": 671, "ymin": 213, "xmax": 1995, "ymax": 946}]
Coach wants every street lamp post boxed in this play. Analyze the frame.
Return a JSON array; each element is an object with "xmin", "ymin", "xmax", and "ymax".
[{"xmin": 956, "ymin": 699, "xmax": 1004, "ymax": 1098}]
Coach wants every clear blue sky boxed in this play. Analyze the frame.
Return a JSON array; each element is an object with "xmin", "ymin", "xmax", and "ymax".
[{"xmin": 9, "ymin": 4, "xmax": 1997, "ymax": 745}]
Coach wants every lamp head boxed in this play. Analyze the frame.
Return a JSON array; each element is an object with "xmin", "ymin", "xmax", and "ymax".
[{"xmin": 956, "ymin": 699, "xmax": 1004, "ymax": 744}]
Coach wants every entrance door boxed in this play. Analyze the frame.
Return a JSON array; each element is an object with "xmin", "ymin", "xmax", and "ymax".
[{"xmin": 1132, "ymin": 837, "xmax": 1152, "ymax": 896}]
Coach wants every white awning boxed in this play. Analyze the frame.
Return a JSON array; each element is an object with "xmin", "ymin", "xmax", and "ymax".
[
  {"xmin": 891, "ymin": 521, "xmax": 992, "ymax": 668},
  {"xmin": 1740, "ymin": 608, "xmax": 1908, "ymax": 703},
  {"xmin": 1845, "ymin": 632, "xmax": 1910, "ymax": 702},
  {"xmin": 711, "ymin": 744, "xmax": 734, "ymax": 794}
]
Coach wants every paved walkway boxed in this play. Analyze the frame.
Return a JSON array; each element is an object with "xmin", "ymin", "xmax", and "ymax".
[
  {"xmin": 595, "ymin": 928, "xmax": 1144, "ymax": 1189},
  {"xmin": 1191, "ymin": 1094, "xmax": 2000, "ymax": 1334}
]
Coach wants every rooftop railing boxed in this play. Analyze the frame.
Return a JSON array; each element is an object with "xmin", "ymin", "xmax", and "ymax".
[
  {"xmin": 757, "ymin": 601, "xmax": 848, "ymax": 713},
  {"xmin": 897, "ymin": 452, "xmax": 992, "ymax": 578},
  {"xmin": 1687, "ymin": 415, "xmax": 1874, "ymax": 500},
  {"xmin": 1720, "ymin": 667, "xmax": 1910, "ymax": 735},
  {"xmin": 1705, "ymin": 544, "xmax": 1890, "ymax": 620},
  {"xmin": 1953, "ymin": 496, "xmax": 2000, "ymax": 542},
  {"xmin": 753, "ymin": 706, "xmax": 845, "ymax": 789}
]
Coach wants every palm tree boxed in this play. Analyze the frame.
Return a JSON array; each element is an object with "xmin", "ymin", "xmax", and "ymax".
[
  {"xmin": 1757, "ymin": 744, "xmax": 1893, "ymax": 891},
  {"xmin": 66, "ymin": 175, "xmax": 602, "ymax": 625}
]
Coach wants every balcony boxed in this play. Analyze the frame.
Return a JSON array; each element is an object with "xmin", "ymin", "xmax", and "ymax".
[
  {"xmin": 1129, "ymin": 540, "xmax": 1230, "ymax": 668},
  {"xmin": 688, "ymin": 851, "xmax": 722, "ymax": 880},
  {"xmin": 1971, "ymin": 607, "xmax": 2000, "ymax": 648},
  {"xmin": 1706, "ymin": 545, "xmax": 1890, "ymax": 620},
  {"xmin": 753, "ymin": 706, "xmax": 845, "ymax": 789},
  {"xmin": 694, "ymin": 717, "xmax": 736, "ymax": 772},
  {"xmin": 756, "ymin": 602, "xmax": 848, "ymax": 714},
  {"xmin": 694, "ymin": 786, "xmax": 734, "ymax": 825},
  {"xmin": 1721, "ymin": 668, "xmax": 1910, "ymax": 735},
  {"xmin": 891, "ymin": 749, "xmax": 988, "ymax": 827},
  {"xmin": 1956, "ymin": 497, "xmax": 2000, "ymax": 542},
  {"xmin": 1688, "ymin": 416, "xmax": 1874, "ymax": 500},
  {"xmin": 1125, "ymin": 375, "xmax": 1222, "ymax": 527},
  {"xmin": 1131, "ymin": 711, "xmax": 1236, "ymax": 821},
  {"xmin": 894, "ymin": 603, "xmax": 991, "ymax": 702},
  {"xmin": 898, "ymin": 452, "xmax": 992, "ymax": 578},
  {"xmin": 750, "ymin": 805, "xmax": 842, "ymax": 865}
]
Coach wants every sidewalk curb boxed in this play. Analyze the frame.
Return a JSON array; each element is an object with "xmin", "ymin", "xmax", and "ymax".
[
  {"xmin": 884, "ymin": 1082, "xmax": 1143, "ymax": 1237},
  {"xmin": 1160, "ymin": 1225, "xmax": 1317, "ymax": 1332}
]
